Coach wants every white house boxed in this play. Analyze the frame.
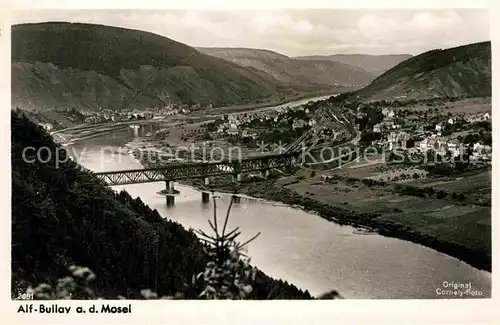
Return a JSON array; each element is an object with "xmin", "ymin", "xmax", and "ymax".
[
  {"xmin": 447, "ymin": 140, "xmax": 461, "ymax": 157},
  {"xmin": 483, "ymin": 113, "xmax": 490, "ymax": 120},
  {"xmin": 382, "ymin": 108, "xmax": 395, "ymax": 119},
  {"xmin": 473, "ymin": 142, "xmax": 483, "ymax": 152},
  {"xmin": 472, "ymin": 143, "xmax": 492, "ymax": 161},
  {"xmin": 473, "ymin": 143, "xmax": 491, "ymax": 154},
  {"xmin": 388, "ymin": 132, "xmax": 409, "ymax": 150},
  {"xmin": 292, "ymin": 119, "xmax": 308, "ymax": 130},
  {"xmin": 435, "ymin": 123, "xmax": 443, "ymax": 131},
  {"xmin": 447, "ymin": 117, "xmax": 455, "ymax": 125},
  {"xmin": 373, "ymin": 123, "xmax": 382, "ymax": 133},
  {"xmin": 436, "ymin": 138, "xmax": 449, "ymax": 155},
  {"xmin": 227, "ymin": 126, "xmax": 239, "ymax": 136},
  {"xmin": 419, "ymin": 138, "xmax": 430, "ymax": 152},
  {"xmin": 39, "ymin": 123, "xmax": 53, "ymax": 131}
]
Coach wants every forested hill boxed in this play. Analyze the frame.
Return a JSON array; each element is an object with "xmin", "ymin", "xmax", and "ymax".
[
  {"xmin": 11, "ymin": 110, "xmax": 312, "ymax": 299},
  {"xmin": 351, "ymin": 41, "xmax": 491, "ymax": 101},
  {"xmin": 11, "ymin": 22, "xmax": 292, "ymax": 111}
]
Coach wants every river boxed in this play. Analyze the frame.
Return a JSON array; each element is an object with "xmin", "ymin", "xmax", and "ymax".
[{"xmin": 66, "ymin": 119, "xmax": 491, "ymax": 299}]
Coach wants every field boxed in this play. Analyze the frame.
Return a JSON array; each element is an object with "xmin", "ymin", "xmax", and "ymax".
[
  {"xmin": 333, "ymin": 156, "xmax": 386, "ymax": 178},
  {"xmin": 408, "ymin": 170, "xmax": 491, "ymax": 199},
  {"xmin": 393, "ymin": 97, "xmax": 491, "ymax": 115},
  {"xmin": 285, "ymin": 170, "xmax": 491, "ymax": 260}
]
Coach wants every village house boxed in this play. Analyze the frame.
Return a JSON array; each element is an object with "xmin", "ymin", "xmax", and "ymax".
[
  {"xmin": 447, "ymin": 139, "xmax": 462, "ymax": 157},
  {"xmin": 80, "ymin": 110, "xmax": 93, "ymax": 116},
  {"xmin": 292, "ymin": 119, "xmax": 308, "ymax": 130},
  {"xmin": 39, "ymin": 123, "xmax": 53, "ymax": 132},
  {"xmin": 84, "ymin": 116, "xmax": 99, "ymax": 123},
  {"xmin": 435, "ymin": 137, "xmax": 449, "ymax": 155},
  {"xmin": 143, "ymin": 112, "xmax": 154, "ymax": 119},
  {"xmin": 227, "ymin": 123, "xmax": 239, "ymax": 136},
  {"xmin": 472, "ymin": 142, "xmax": 492, "ymax": 161},
  {"xmin": 387, "ymin": 131, "xmax": 413, "ymax": 150},
  {"xmin": 216, "ymin": 124, "xmax": 225, "ymax": 134},
  {"xmin": 382, "ymin": 108, "xmax": 395, "ymax": 119},
  {"xmin": 111, "ymin": 114, "xmax": 128, "ymax": 122},
  {"xmin": 373, "ymin": 121, "xmax": 395, "ymax": 133},
  {"xmin": 419, "ymin": 137, "xmax": 432, "ymax": 152},
  {"xmin": 466, "ymin": 114, "xmax": 486, "ymax": 123},
  {"xmin": 419, "ymin": 135, "xmax": 448, "ymax": 154}
]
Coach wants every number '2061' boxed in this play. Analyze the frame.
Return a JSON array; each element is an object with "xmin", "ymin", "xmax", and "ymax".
[{"xmin": 17, "ymin": 292, "xmax": 34, "ymax": 300}]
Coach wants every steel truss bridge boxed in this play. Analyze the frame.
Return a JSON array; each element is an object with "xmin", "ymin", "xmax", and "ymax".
[{"xmin": 95, "ymin": 153, "xmax": 299, "ymax": 186}]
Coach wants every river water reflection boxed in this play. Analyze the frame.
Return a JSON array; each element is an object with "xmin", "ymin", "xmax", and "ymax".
[{"xmin": 68, "ymin": 125, "xmax": 491, "ymax": 299}]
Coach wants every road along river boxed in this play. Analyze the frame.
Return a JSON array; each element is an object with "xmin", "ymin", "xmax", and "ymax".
[{"xmin": 67, "ymin": 127, "xmax": 491, "ymax": 299}]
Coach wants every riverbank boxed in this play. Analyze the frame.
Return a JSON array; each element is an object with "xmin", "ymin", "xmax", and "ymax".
[
  {"xmin": 12, "ymin": 112, "xmax": 314, "ymax": 300},
  {"xmin": 132, "ymin": 141, "xmax": 491, "ymax": 273},
  {"xmin": 178, "ymin": 175, "xmax": 491, "ymax": 273},
  {"xmin": 205, "ymin": 89, "xmax": 341, "ymax": 115}
]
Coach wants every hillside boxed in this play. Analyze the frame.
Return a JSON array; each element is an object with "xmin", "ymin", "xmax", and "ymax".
[
  {"xmin": 295, "ymin": 54, "xmax": 412, "ymax": 76},
  {"xmin": 11, "ymin": 110, "xmax": 313, "ymax": 299},
  {"xmin": 350, "ymin": 41, "xmax": 491, "ymax": 101},
  {"xmin": 197, "ymin": 47, "xmax": 374, "ymax": 88},
  {"xmin": 12, "ymin": 22, "xmax": 294, "ymax": 111}
]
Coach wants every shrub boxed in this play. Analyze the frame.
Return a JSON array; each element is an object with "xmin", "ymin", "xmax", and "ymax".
[
  {"xmin": 436, "ymin": 191, "xmax": 447, "ymax": 199},
  {"xmin": 362, "ymin": 179, "xmax": 375, "ymax": 187},
  {"xmin": 27, "ymin": 266, "xmax": 98, "ymax": 300}
]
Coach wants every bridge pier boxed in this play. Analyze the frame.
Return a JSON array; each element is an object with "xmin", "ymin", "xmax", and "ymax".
[
  {"xmin": 202, "ymin": 191, "xmax": 210, "ymax": 203},
  {"xmin": 165, "ymin": 181, "xmax": 176, "ymax": 207},
  {"xmin": 166, "ymin": 195, "xmax": 175, "ymax": 207}
]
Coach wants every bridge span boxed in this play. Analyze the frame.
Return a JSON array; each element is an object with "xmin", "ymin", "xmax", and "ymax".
[{"xmin": 94, "ymin": 153, "xmax": 299, "ymax": 206}]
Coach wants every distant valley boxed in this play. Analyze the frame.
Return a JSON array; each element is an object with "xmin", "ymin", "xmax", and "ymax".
[
  {"xmin": 294, "ymin": 54, "xmax": 412, "ymax": 76},
  {"xmin": 11, "ymin": 23, "xmax": 491, "ymax": 113},
  {"xmin": 197, "ymin": 47, "xmax": 375, "ymax": 88}
]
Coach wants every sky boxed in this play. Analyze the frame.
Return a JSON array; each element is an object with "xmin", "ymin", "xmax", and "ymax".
[{"xmin": 12, "ymin": 9, "xmax": 490, "ymax": 57}]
